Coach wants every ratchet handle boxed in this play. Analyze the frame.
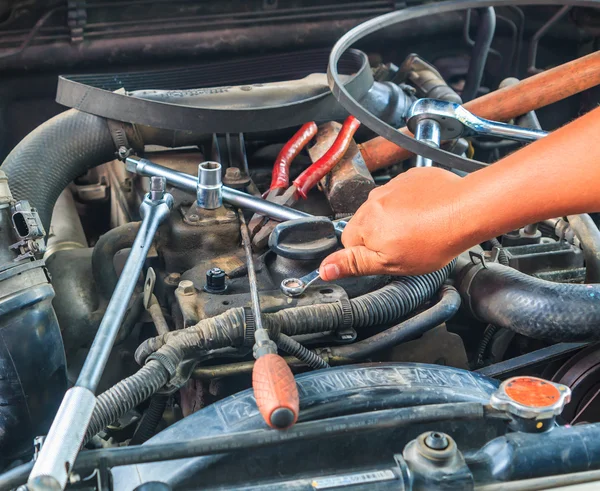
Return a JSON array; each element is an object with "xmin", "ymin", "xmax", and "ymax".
[{"xmin": 253, "ymin": 354, "xmax": 299, "ymax": 429}]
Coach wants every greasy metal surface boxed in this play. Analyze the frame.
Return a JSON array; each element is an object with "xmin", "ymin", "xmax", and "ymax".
[
  {"xmin": 157, "ymin": 202, "xmax": 240, "ymax": 273},
  {"xmin": 308, "ymin": 122, "xmax": 375, "ymax": 214}
]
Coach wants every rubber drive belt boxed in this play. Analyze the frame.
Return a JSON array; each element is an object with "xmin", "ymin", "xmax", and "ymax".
[
  {"xmin": 56, "ymin": 49, "xmax": 373, "ymax": 134},
  {"xmin": 327, "ymin": 0, "xmax": 598, "ymax": 173}
]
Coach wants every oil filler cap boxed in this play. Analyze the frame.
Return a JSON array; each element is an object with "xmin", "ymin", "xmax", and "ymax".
[{"xmin": 490, "ymin": 376, "xmax": 571, "ymax": 432}]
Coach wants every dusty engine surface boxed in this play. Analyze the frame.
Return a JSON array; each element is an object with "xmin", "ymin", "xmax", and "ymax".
[{"xmin": 0, "ymin": 1, "xmax": 600, "ymax": 490}]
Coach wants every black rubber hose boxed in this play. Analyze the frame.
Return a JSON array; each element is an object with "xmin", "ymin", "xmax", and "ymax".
[
  {"xmin": 462, "ymin": 7, "xmax": 496, "ymax": 102},
  {"xmin": 130, "ymin": 394, "xmax": 169, "ymax": 445},
  {"xmin": 85, "ymin": 360, "xmax": 169, "ymax": 442},
  {"xmin": 275, "ymin": 333, "xmax": 330, "ymax": 370},
  {"xmin": 459, "ymin": 262, "xmax": 600, "ymax": 341},
  {"xmin": 568, "ymin": 214, "xmax": 600, "ymax": 284},
  {"xmin": 92, "ymin": 222, "xmax": 141, "ymax": 301},
  {"xmin": 1, "ymin": 109, "xmax": 115, "ymax": 231},
  {"xmin": 330, "ymin": 285, "xmax": 461, "ymax": 362}
]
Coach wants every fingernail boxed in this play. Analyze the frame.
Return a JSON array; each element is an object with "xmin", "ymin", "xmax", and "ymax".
[{"xmin": 322, "ymin": 263, "xmax": 340, "ymax": 281}]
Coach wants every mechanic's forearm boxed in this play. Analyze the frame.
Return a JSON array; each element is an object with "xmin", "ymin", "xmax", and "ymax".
[{"xmin": 458, "ymin": 104, "xmax": 600, "ymax": 247}]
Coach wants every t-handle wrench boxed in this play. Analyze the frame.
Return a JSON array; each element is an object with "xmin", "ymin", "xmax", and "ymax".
[
  {"xmin": 239, "ymin": 211, "xmax": 300, "ymax": 429},
  {"xmin": 407, "ymin": 98, "xmax": 549, "ymax": 167},
  {"xmin": 28, "ymin": 177, "xmax": 173, "ymax": 491}
]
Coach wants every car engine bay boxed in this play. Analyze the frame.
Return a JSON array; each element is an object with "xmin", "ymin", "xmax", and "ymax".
[{"xmin": 1, "ymin": 0, "xmax": 600, "ymax": 490}]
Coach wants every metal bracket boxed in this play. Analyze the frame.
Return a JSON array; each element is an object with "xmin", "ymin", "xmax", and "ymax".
[
  {"xmin": 67, "ymin": 0, "xmax": 87, "ymax": 43},
  {"xmin": 469, "ymin": 250, "xmax": 487, "ymax": 269}
]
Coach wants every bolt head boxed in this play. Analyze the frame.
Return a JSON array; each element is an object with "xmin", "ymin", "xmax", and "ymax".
[
  {"xmin": 225, "ymin": 167, "xmax": 242, "ymax": 179},
  {"xmin": 177, "ymin": 280, "xmax": 195, "ymax": 295},
  {"xmin": 424, "ymin": 431, "xmax": 449, "ymax": 450},
  {"xmin": 165, "ymin": 272, "xmax": 181, "ymax": 285}
]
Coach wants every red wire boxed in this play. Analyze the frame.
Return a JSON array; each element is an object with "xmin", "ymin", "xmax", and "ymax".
[
  {"xmin": 269, "ymin": 122, "xmax": 318, "ymax": 191},
  {"xmin": 293, "ymin": 115, "xmax": 361, "ymax": 199}
]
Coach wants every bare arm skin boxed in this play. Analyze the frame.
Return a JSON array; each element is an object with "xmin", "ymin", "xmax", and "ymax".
[{"xmin": 320, "ymin": 104, "xmax": 600, "ymax": 281}]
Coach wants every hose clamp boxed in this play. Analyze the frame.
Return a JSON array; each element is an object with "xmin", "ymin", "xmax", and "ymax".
[
  {"xmin": 146, "ymin": 346, "xmax": 179, "ymax": 379},
  {"xmin": 335, "ymin": 297, "xmax": 356, "ymax": 343},
  {"xmin": 243, "ymin": 307, "xmax": 257, "ymax": 347}
]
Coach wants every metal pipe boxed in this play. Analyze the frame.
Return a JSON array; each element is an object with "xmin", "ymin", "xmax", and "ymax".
[
  {"xmin": 463, "ymin": 7, "xmax": 497, "ymax": 102},
  {"xmin": 528, "ymin": 6, "xmax": 573, "ymax": 74},
  {"xmin": 192, "ymin": 356, "xmax": 312, "ymax": 379},
  {"xmin": 28, "ymin": 178, "xmax": 173, "ymax": 491},
  {"xmin": 44, "ymin": 188, "xmax": 87, "ymax": 260},
  {"xmin": 126, "ymin": 156, "xmax": 310, "ymax": 222}
]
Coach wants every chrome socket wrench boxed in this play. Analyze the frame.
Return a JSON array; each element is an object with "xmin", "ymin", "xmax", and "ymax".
[{"xmin": 28, "ymin": 177, "xmax": 173, "ymax": 491}]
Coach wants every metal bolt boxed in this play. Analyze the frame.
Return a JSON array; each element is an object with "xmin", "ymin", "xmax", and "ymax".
[
  {"xmin": 177, "ymin": 280, "xmax": 195, "ymax": 296},
  {"xmin": 150, "ymin": 176, "xmax": 167, "ymax": 201},
  {"xmin": 165, "ymin": 272, "xmax": 181, "ymax": 285},
  {"xmin": 424, "ymin": 431, "xmax": 449, "ymax": 450},
  {"xmin": 189, "ymin": 214, "xmax": 199, "ymax": 222},
  {"xmin": 225, "ymin": 167, "xmax": 242, "ymax": 179}
]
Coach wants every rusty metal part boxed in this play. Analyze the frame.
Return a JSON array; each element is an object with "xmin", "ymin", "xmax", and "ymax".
[
  {"xmin": 175, "ymin": 281, "xmax": 200, "ymax": 328},
  {"xmin": 308, "ymin": 121, "xmax": 375, "ymax": 214},
  {"xmin": 396, "ymin": 53, "xmax": 463, "ymax": 104},
  {"xmin": 222, "ymin": 167, "xmax": 251, "ymax": 190},
  {"xmin": 158, "ymin": 202, "xmax": 240, "ymax": 273}
]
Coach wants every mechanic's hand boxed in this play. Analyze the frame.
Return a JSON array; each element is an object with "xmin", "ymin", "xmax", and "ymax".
[{"xmin": 320, "ymin": 167, "xmax": 472, "ymax": 280}]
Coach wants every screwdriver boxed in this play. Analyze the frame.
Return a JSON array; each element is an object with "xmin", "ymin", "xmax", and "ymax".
[{"xmin": 239, "ymin": 210, "xmax": 299, "ymax": 429}]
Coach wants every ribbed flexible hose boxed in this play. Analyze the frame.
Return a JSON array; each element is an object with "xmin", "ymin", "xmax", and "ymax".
[
  {"xmin": 276, "ymin": 333, "xmax": 330, "ymax": 370},
  {"xmin": 460, "ymin": 262, "xmax": 600, "ymax": 341},
  {"xmin": 86, "ymin": 360, "xmax": 169, "ymax": 442},
  {"xmin": 130, "ymin": 395, "xmax": 169, "ymax": 445},
  {"xmin": 2, "ymin": 110, "xmax": 115, "ymax": 230},
  {"xmin": 349, "ymin": 261, "xmax": 455, "ymax": 327}
]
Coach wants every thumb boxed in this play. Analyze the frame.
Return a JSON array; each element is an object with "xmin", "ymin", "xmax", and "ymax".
[{"xmin": 320, "ymin": 246, "xmax": 384, "ymax": 280}]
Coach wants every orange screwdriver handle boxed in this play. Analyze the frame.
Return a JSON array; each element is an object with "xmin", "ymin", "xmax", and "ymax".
[{"xmin": 253, "ymin": 353, "xmax": 300, "ymax": 429}]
